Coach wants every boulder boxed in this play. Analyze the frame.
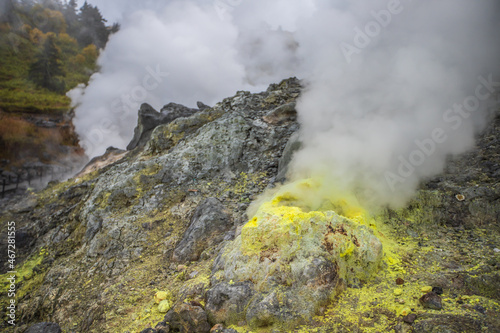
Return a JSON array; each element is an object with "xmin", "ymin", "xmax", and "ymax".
[
  {"xmin": 172, "ymin": 198, "xmax": 232, "ymax": 262},
  {"xmin": 209, "ymin": 180, "xmax": 383, "ymax": 329},
  {"xmin": 206, "ymin": 281, "xmax": 254, "ymax": 324},
  {"xmin": 164, "ymin": 303, "xmax": 211, "ymax": 333},
  {"xmin": 419, "ymin": 292, "xmax": 443, "ymax": 310}
]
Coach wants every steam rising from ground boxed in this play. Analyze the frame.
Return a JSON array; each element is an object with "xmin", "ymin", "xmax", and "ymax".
[
  {"xmin": 70, "ymin": 0, "xmax": 500, "ymax": 208},
  {"xmin": 290, "ymin": 0, "xmax": 500, "ymax": 208}
]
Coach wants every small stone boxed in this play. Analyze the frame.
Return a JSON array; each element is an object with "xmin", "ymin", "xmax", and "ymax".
[
  {"xmin": 432, "ymin": 286, "xmax": 443, "ymax": 295},
  {"xmin": 163, "ymin": 303, "xmax": 211, "ymax": 332},
  {"xmin": 189, "ymin": 270, "xmax": 199, "ymax": 279},
  {"xmin": 190, "ymin": 300, "xmax": 203, "ymax": 307},
  {"xmin": 394, "ymin": 288, "xmax": 403, "ymax": 296},
  {"xmin": 473, "ymin": 305, "xmax": 486, "ymax": 314},
  {"xmin": 211, "ymin": 324, "xmax": 224, "ymax": 332},
  {"xmin": 421, "ymin": 286, "xmax": 433, "ymax": 293},
  {"xmin": 455, "ymin": 194, "xmax": 465, "ymax": 201},
  {"xmin": 396, "ymin": 277, "xmax": 405, "ymax": 285},
  {"xmin": 419, "ymin": 292, "xmax": 443, "ymax": 310},
  {"xmin": 158, "ymin": 300, "xmax": 171, "ymax": 313},
  {"xmin": 399, "ymin": 307, "xmax": 412, "ymax": 316},
  {"xmin": 24, "ymin": 270, "xmax": 33, "ymax": 280},
  {"xmin": 403, "ymin": 313, "xmax": 417, "ymax": 324},
  {"xmin": 397, "ymin": 299, "xmax": 406, "ymax": 304},
  {"xmin": 494, "ymin": 248, "xmax": 500, "ymax": 253},
  {"xmin": 154, "ymin": 291, "xmax": 171, "ymax": 303}
]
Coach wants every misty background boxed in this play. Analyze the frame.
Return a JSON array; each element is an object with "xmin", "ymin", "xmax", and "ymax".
[{"xmin": 69, "ymin": 0, "xmax": 500, "ymax": 208}]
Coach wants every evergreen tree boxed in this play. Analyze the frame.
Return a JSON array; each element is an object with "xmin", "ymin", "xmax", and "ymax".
[
  {"xmin": 40, "ymin": 0, "xmax": 63, "ymax": 11},
  {"xmin": 63, "ymin": 0, "xmax": 79, "ymax": 36},
  {"xmin": 0, "ymin": 0, "xmax": 22, "ymax": 27},
  {"xmin": 29, "ymin": 33, "xmax": 66, "ymax": 92},
  {"xmin": 77, "ymin": 1, "xmax": 109, "ymax": 48},
  {"xmin": 110, "ymin": 22, "xmax": 120, "ymax": 34}
]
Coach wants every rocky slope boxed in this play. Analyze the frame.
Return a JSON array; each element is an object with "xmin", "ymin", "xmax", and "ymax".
[{"xmin": 0, "ymin": 78, "xmax": 499, "ymax": 333}]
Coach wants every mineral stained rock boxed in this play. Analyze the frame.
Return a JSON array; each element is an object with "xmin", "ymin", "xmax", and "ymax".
[{"xmin": 209, "ymin": 180, "xmax": 383, "ymax": 328}]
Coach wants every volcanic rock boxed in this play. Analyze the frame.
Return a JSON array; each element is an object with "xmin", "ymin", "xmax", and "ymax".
[
  {"xmin": 172, "ymin": 197, "xmax": 232, "ymax": 262},
  {"xmin": 25, "ymin": 322, "xmax": 62, "ymax": 333},
  {"xmin": 419, "ymin": 292, "xmax": 443, "ymax": 310},
  {"xmin": 164, "ymin": 303, "xmax": 211, "ymax": 333},
  {"xmin": 127, "ymin": 102, "xmax": 199, "ymax": 150}
]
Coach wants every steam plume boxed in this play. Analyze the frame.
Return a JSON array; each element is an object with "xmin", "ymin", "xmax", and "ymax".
[
  {"xmin": 70, "ymin": 0, "xmax": 500, "ymax": 208},
  {"xmin": 290, "ymin": 0, "xmax": 500, "ymax": 208}
]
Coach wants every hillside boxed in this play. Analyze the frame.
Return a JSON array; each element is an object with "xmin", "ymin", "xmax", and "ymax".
[
  {"xmin": 0, "ymin": 78, "xmax": 498, "ymax": 333},
  {"xmin": 0, "ymin": 0, "xmax": 116, "ymax": 171}
]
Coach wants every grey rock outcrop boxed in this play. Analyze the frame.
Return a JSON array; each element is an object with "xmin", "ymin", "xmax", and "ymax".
[
  {"xmin": 127, "ymin": 102, "xmax": 200, "ymax": 150},
  {"xmin": 126, "ymin": 103, "xmax": 163, "ymax": 150},
  {"xmin": 172, "ymin": 198, "xmax": 232, "ymax": 262}
]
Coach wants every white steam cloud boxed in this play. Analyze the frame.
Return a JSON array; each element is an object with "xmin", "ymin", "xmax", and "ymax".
[
  {"xmin": 70, "ymin": 0, "xmax": 500, "ymax": 208},
  {"xmin": 290, "ymin": 0, "xmax": 500, "ymax": 208}
]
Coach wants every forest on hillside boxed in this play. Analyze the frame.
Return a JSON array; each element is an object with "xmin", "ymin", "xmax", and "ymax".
[
  {"xmin": 0, "ymin": 0, "xmax": 118, "ymax": 110},
  {"xmin": 0, "ymin": 0, "xmax": 117, "ymax": 169}
]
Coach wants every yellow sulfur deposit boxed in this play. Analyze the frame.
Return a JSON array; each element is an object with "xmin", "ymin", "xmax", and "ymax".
[
  {"xmin": 154, "ymin": 291, "xmax": 171, "ymax": 304},
  {"xmin": 158, "ymin": 300, "xmax": 171, "ymax": 313},
  {"xmin": 235, "ymin": 178, "xmax": 385, "ymax": 285},
  {"xmin": 421, "ymin": 286, "xmax": 433, "ymax": 293}
]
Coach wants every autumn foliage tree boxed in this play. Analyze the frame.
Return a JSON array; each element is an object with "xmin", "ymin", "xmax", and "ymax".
[{"xmin": 28, "ymin": 33, "xmax": 66, "ymax": 92}]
